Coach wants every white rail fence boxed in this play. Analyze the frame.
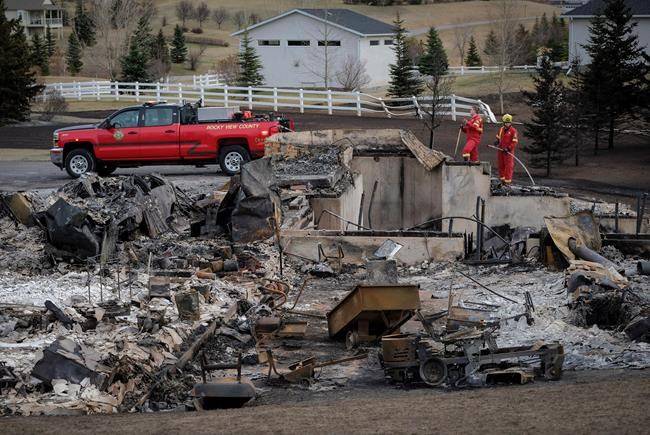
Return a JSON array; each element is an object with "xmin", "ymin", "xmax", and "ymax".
[
  {"xmin": 43, "ymin": 81, "xmax": 497, "ymax": 123},
  {"xmin": 445, "ymin": 63, "xmax": 569, "ymax": 76}
]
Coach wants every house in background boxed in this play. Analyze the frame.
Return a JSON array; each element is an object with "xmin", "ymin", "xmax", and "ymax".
[
  {"xmin": 232, "ymin": 9, "xmax": 396, "ymax": 89},
  {"xmin": 563, "ymin": 0, "xmax": 650, "ymax": 64},
  {"xmin": 4, "ymin": 0, "xmax": 64, "ymax": 38}
]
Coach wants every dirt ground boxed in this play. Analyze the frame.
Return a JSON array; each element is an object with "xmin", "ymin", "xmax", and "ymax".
[{"xmin": 2, "ymin": 369, "xmax": 648, "ymax": 434}]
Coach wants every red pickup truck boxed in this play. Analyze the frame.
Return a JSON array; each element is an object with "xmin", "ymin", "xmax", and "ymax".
[{"xmin": 50, "ymin": 102, "xmax": 293, "ymax": 178}]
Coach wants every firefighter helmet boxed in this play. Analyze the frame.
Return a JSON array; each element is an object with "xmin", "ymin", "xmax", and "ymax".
[{"xmin": 502, "ymin": 114, "xmax": 513, "ymax": 123}]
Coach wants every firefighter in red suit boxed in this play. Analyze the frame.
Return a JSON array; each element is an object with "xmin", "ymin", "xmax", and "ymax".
[
  {"xmin": 461, "ymin": 106, "xmax": 483, "ymax": 162},
  {"xmin": 494, "ymin": 113, "xmax": 518, "ymax": 184}
]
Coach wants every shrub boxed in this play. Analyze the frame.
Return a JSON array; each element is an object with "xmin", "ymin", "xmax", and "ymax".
[
  {"xmin": 191, "ymin": 27, "xmax": 203, "ymax": 34},
  {"xmin": 40, "ymin": 88, "xmax": 68, "ymax": 121}
]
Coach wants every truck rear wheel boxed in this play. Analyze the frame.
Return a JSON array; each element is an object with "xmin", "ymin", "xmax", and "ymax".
[
  {"xmin": 65, "ymin": 148, "xmax": 95, "ymax": 178},
  {"xmin": 219, "ymin": 145, "xmax": 250, "ymax": 176}
]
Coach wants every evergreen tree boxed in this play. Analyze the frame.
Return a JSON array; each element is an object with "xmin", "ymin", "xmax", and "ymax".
[
  {"xmin": 31, "ymin": 33, "xmax": 49, "ymax": 75},
  {"xmin": 577, "ymin": 0, "xmax": 650, "ymax": 151},
  {"xmin": 388, "ymin": 12, "xmax": 422, "ymax": 98},
  {"xmin": 514, "ymin": 24, "xmax": 534, "ymax": 64},
  {"xmin": 74, "ymin": 0, "xmax": 95, "ymax": 46},
  {"xmin": 483, "ymin": 30, "xmax": 499, "ymax": 58},
  {"xmin": 152, "ymin": 29, "xmax": 170, "ymax": 66},
  {"xmin": 522, "ymin": 57, "xmax": 566, "ymax": 177},
  {"xmin": 237, "ymin": 30, "xmax": 264, "ymax": 86},
  {"xmin": 0, "ymin": 0, "xmax": 44, "ymax": 125},
  {"xmin": 418, "ymin": 26, "xmax": 448, "ymax": 76},
  {"xmin": 66, "ymin": 31, "xmax": 83, "ymax": 75},
  {"xmin": 45, "ymin": 26, "xmax": 55, "ymax": 57},
  {"xmin": 121, "ymin": 38, "xmax": 149, "ymax": 83},
  {"xmin": 133, "ymin": 15, "xmax": 154, "ymax": 58},
  {"xmin": 170, "ymin": 25, "xmax": 187, "ymax": 64},
  {"xmin": 465, "ymin": 36, "xmax": 482, "ymax": 67}
]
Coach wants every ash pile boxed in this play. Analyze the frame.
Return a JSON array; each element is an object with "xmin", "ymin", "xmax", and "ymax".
[{"xmin": 1, "ymin": 131, "xmax": 649, "ymax": 416}]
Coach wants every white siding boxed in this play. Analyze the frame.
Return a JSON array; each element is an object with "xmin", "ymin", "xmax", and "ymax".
[
  {"xmin": 568, "ymin": 16, "xmax": 650, "ymax": 64},
  {"xmin": 240, "ymin": 12, "xmax": 392, "ymax": 88},
  {"xmin": 359, "ymin": 36, "xmax": 395, "ymax": 87}
]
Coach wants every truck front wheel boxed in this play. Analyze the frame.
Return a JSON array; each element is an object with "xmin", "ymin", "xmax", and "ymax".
[
  {"xmin": 219, "ymin": 145, "xmax": 250, "ymax": 176},
  {"xmin": 64, "ymin": 148, "xmax": 96, "ymax": 178}
]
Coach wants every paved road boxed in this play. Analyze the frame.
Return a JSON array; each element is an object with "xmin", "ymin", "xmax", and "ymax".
[{"xmin": 0, "ymin": 161, "xmax": 229, "ymax": 192}]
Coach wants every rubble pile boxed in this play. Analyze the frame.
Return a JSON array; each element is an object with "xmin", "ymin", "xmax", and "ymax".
[{"xmin": 1, "ymin": 129, "xmax": 649, "ymax": 416}]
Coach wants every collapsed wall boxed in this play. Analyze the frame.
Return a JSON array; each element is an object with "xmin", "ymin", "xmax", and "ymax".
[{"xmin": 266, "ymin": 129, "xmax": 571, "ymax": 265}]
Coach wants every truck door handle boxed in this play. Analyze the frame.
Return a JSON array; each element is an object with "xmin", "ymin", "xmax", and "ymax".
[
  {"xmin": 127, "ymin": 131, "xmax": 138, "ymax": 135},
  {"xmin": 165, "ymin": 130, "xmax": 175, "ymax": 133}
]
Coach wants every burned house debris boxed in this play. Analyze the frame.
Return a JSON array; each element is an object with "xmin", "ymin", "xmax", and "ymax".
[{"xmin": 1, "ymin": 128, "xmax": 649, "ymax": 416}]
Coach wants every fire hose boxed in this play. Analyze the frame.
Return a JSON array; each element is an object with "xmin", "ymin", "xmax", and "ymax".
[{"xmin": 487, "ymin": 144, "xmax": 536, "ymax": 186}]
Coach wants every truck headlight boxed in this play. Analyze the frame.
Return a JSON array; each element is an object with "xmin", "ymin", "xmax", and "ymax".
[{"xmin": 53, "ymin": 132, "xmax": 59, "ymax": 144}]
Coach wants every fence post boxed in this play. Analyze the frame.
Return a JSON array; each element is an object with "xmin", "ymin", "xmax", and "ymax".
[
  {"xmin": 273, "ymin": 87, "xmax": 278, "ymax": 112},
  {"xmin": 450, "ymin": 94, "xmax": 457, "ymax": 121},
  {"xmin": 135, "ymin": 82, "xmax": 140, "ymax": 102},
  {"xmin": 193, "ymin": 75, "xmax": 196, "ymax": 86},
  {"xmin": 42, "ymin": 86, "xmax": 47, "ymax": 103},
  {"xmin": 356, "ymin": 91, "xmax": 361, "ymax": 117},
  {"xmin": 481, "ymin": 66, "xmax": 485, "ymax": 73},
  {"xmin": 200, "ymin": 82, "xmax": 205, "ymax": 102},
  {"xmin": 299, "ymin": 89, "xmax": 304, "ymax": 114},
  {"xmin": 96, "ymin": 82, "xmax": 100, "ymax": 101},
  {"xmin": 156, "ymin": 82, "xmax": 161, "ymax": 102},
  {"xmin": 327, "ymin": 89, "xmax": 333, "ymax": 115},
  {"xmin": 461, "ymin": 65, "xmax": 464, "ymax": 76},
  {"xmin": 412, "ymin": 96, "xmax": 422, "ymax": 119},
  {"xmin": 75, "ymin": 81, "xmax": 80, "ymax": 101},
  {"xmin": 248, "ymin": 86, "xmax": 253, "ymax": 110},
  {"xmin": 114, "ymin": 82, "xmax": 119, "ymax": 101},
  {"xmin": 379, "ymin": 97, "xmax": 390, "ymax": 118},
  {"xmin": 178, "ymin": 83, "xmax": 183, "ymax": 103},
  {"xmin": 224, "ymin": 84, "xmax": 229, "ymax": 107}
]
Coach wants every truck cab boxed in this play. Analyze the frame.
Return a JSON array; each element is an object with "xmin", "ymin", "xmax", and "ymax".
[{"xmin": 50, "ymin": 102, "xmax": 293, "ymax": 178}]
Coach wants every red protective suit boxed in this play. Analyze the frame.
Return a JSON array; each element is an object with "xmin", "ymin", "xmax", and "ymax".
[
  {"xmin": 496, "ymin": 125, "xmax": 519, "ymax": 183},
  {"xmin": 461, "ymin": 114, "xmax": 484, "ymax": 162}
]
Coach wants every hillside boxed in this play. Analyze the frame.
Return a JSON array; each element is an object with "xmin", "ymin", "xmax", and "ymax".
[{"xmin": 149, "ymin": 0, "xmax": 560, "ymax": 74}]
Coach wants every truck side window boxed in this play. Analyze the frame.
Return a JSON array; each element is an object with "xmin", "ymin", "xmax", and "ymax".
[
  {"xmin": 144, "ymin": 107, "xmax": 174, "ymax": 127},
  {"xmin": 110, "ymin": 109, "xmax": 139, "ymax": 128}
]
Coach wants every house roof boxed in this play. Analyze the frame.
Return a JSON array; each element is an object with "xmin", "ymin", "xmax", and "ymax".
[
  {"xmin": 232, "ymin": 8, "xmax": 396, "ymax": 37},
  {"xmin": 5, "ymin": 0, "xmax": 61, "ymax": 11},
  {"xmin": 563, "ymin": 0, "xmax": 650, "ymax": 17}
]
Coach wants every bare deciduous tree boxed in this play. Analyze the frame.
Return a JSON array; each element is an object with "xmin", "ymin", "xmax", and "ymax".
[
  {"xmin": 175, "ymin": 0, "xmax": 194, "ymax": 28},
  {"xmin": 305, "ymin": 9, "xmax": 339, "ymax": 88},
  {"xmin": 486, "ymin": 0, "xmax": 527, "ymax": 114},
  {"xmin": 84, "ymin": 0, "xmax": 146, "ymax": 79},
  {"xmin": 335, "ymin": 56, "xmax": 371, "ymax": 91},
  {"xmin": 417, "ymin": 74, "xmax": 455, "ymax": 148},
  {"xmin": 452, "ymin": 22, "xmax": 472, "ymax": 66},
  {"xmin": 212, "ymin": 7, "xmax": 228, "ymax": 29},
  {"xmin": 248, "ymin": 13, "xmax": 261, "ymax": 25},
  {"xmin": 232, "ymin": 11, "xmax": 247, "ymax": 30},
  {"xmin": 215, "ymin": 54, "xmax": 240, "ymax": 85},
  {"xmin": 194, "ymin": 2, "xmax": 210, "ymax": 28},
  {"xmin": 188, "ymin": 44, "xmax": 207, "ymax": 71}
]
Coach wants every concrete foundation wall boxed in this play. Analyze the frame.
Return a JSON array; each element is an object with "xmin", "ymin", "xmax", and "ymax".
[
  {"xmin": 485, "ymin": 196, "xmax": 572, "ymax": 231},
  {"xmin": 282, "ymin": 230, "xmax": 464, "ymax": 265},
  {"xmin": 349, "ymin": 156, "xmax": 443, "ymax": 230},
  {"xmin": 441, "ymin": 165, "xmax": 491, "ymax": 234},
  {"xmin": 599, "ymin": 216, "xmax": 650, "ymax": 234},
  {"xmin": 311, "ymin": 173, "xmax": 363, "ymax": 230}
]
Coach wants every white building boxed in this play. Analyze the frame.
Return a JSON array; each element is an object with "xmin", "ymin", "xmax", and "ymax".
[
  {"xmin": 4, "ymin": 0, "xmax": 63, "ymax": 38},
  {"xmin": 564, "ymin": 0, "xmax": 650, "ymax": 64},
  {"xmin": 232, "ymin": 9, "xmax": 396, "ymax": 89}
]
